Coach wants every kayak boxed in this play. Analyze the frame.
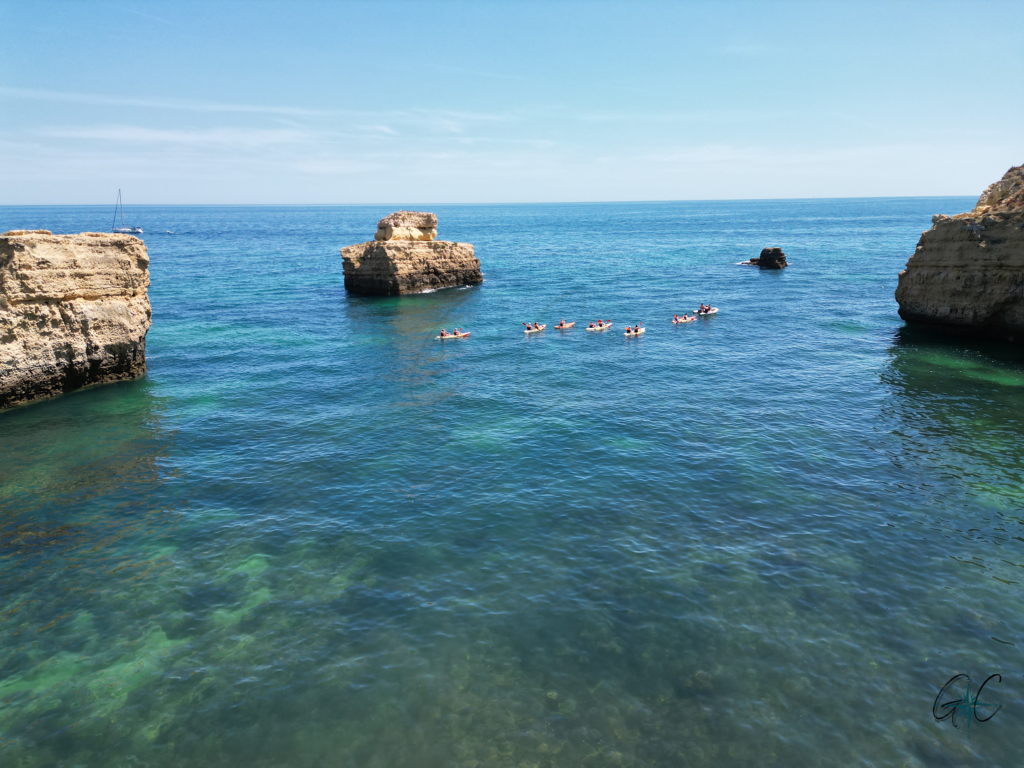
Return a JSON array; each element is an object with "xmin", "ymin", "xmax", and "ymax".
[
  {"xmin": 693, "ymin": 308, "xmax": 719, "ymax": 316},
  {"xmin": 624, "ymin": 328, "xmax": 646, "ymax": 337},
  {"xmin": 585, "ymin": 324, "xmax": 612, "ymax": 332},
  {"xmin": 672, "ymin": 317, "xmax": 696, "ymax": 324},
  {"xmin": 524, "ymin": 324, "xmax": 546, "ymax": 334},
  {"xmin": 436, "ymin": 332, "xmax": 470, "ymax": 339},
  {"xmin": 554, "ymin": 322, "xmax": 575, "ymax": 329}
]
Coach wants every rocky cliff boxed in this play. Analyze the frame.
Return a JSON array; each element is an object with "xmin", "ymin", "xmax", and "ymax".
[
  {"xmin": 0, "ymin": 230, "xmax": 152, "ymax": 408},
  {"xmin": 895, "ymin": 165, "xmax": 1024, "ymax": 341},
  {"xmin": 342, "ymin": 211, "xmax": 482, "ymax": 295}
]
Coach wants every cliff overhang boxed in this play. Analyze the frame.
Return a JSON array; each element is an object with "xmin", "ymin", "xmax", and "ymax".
[{"xmin": 895, "ymin": 165, "xmax": 1024, "ymax": 342}]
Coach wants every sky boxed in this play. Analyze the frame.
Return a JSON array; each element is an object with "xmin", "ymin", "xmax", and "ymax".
[{"xmin": 1, "ymin": 0, "xmax": 1022, "ymax": 204}]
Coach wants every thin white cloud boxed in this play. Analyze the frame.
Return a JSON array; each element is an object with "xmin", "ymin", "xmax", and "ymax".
[
  {"xmin": 0, "ymin": 86, "xmax": 330, "ymax": 117},
  {"xmin": 0, "ymin": 86, "xmax": 513, "ymax": 127},
  {"xmin": 113, "ymin": 5, "xmax": 185, "ymax": 29},
  {"xmin": 40, "ymin": 125, "xmax": 313, "ymax": 148}
]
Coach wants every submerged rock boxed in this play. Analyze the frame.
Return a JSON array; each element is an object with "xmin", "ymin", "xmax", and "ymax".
[
  {"xmin": 740, "ymin": 247, "xmax": 788, "ymax": 269},
  {"xmin": 895, "ymin": 164, "xmax": 1024, "ymax": 342},
  {"xmin": 342, "ymin": 212, "xmax": 481, "ymax": 295},
  {"xmin": 0, "ymin": 230, "xmax": 151, "ymax": 408}
]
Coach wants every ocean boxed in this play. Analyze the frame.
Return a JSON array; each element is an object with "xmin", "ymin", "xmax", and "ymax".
[{"xmin": 2, "ymin": 200, "xmax": 1023, "ymax": 766}]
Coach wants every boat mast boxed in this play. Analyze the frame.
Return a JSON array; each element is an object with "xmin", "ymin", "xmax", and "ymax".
[{"xmin": 113, "ymin": 190, "xmax": 121, "ymax": 230}]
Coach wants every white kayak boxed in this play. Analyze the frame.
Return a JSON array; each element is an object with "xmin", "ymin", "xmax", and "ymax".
[
  {"xmin": 624, "ymin": 327, "xmax": 646, "ymax": 337},
  {"xmin": 436, "ymin": 332, "xmax": 470, "ymax": 339},
  {"xmin": 693, "ymin": 308, "xmax": 719, "ymax": 316},
  {"xmin": 524, "ymin": 324, "xmax": 546, "ymax": 334},
  {"xmin": 554, "ymin": 322, "xmax": 575, "ymax": 329},
  {"xmin": 672, "ymin": 317, "xmax": 696, "ymax": 324},
  {"xmin": 585, "ymin": 323, "xmax": 612, "ymax": 332}
]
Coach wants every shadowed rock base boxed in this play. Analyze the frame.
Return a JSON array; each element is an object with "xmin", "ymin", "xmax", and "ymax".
[
  {"xmin": 1, "ymin": 230, "xmax": 152, "ymax": 409},
  {"xmin": 895, "ymin": 164, "xmax": 1024, "ymax": 343}
]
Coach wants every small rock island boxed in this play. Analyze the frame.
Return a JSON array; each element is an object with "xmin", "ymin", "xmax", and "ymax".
[
  {"xmin": 741, "ymin": 247, "xmax": 788, "ymax": 269},
  {"xmin": 341, "ymin": 211, "xmax": 482, "ymax": 296},
  {"xmin": 0, "ymin": 230, "xmax": 152, "ymax": 408},
  {"xmin": 895, "ymin": 164, "xmax": 1024, "ymax": 342}
]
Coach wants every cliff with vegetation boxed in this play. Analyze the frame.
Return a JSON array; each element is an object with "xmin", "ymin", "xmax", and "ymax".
[
  {"xmin": 341, "ymin": 211, "xmax": 482, "ymax": 296},
  {"xmin": 0, "ymin": 231, "xmax": 151, "ymax": 408},
  {"xmin": 895, "ymin": 165, "xmax": 1024, "ymax": 342}
]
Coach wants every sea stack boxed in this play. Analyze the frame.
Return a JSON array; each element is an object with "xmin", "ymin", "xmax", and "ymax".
[
  {"xmin": 0, "ymin": 231, "xmax": 152, "ymax": 409},
  {"xmin": 341, "ymin": 211, "xmax": 482, "ymax": 296},
  {"xmin": 742, "ymin": 247, "xmax": 788, "ymax": 269},
  {"xmin": 895, "ymin": 164, "xmax": 1024, "ymax": 342}
]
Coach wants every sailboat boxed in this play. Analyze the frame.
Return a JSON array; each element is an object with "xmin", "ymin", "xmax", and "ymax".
[{"xmin": 111, "ymin": 190, "xmax": 143, "ymax": 234}]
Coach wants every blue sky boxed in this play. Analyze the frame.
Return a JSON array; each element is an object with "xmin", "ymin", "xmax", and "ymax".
[{"xmin": 2, "ymin": 0, "xmax": 1022, "ymax": 204}]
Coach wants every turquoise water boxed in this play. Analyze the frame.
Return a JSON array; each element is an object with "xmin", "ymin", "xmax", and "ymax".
[{"xmin": 2, "ymin": 200, "xmax": 1024, "ymax": 766}]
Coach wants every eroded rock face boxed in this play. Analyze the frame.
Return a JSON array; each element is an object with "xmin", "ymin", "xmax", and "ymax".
[
  {"xmin": 1, "ymin": 231, "xmax": 152, "ymax": 408},
  {"xmin": 375, "ymin": 211, "xmax": 438, "ymax": 242},
  {"xmin": 342, "ymin": 212, "xmax": 481, "ymax": 295},
  {"xmin": 895, "ymin": 164, "xmax": 1024, "ymax": 341},
  {"xmin": 342, "ymin": 240, "xmax": 481, "ymax": 295}
]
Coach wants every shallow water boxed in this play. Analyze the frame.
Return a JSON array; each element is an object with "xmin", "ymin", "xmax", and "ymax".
[{"xmin": 2, "ymin": 200, "xmax": 1024, "ymax": 766}]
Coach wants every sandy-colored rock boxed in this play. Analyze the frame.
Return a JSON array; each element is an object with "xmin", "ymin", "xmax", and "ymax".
[
  {"xmin": 342, "ymin": 212, "xmax": 481, "ymax": 295},
  {"xmin": 342, "ymin": 240, "xmax": 481, "ymax": 295},
  {"xmin": 375, "ymin": 211, "xmax": 438, "ymax": 242},
  {"xmin": 895, "ymin": 165, "xmax": 1024, "ymax": 342},
  {"xmin": 1, "ymin": 230, "xmax": 152, "ymax": 408}
]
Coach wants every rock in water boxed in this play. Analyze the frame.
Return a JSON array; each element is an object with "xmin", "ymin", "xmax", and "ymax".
[
  {"xmin": 0, "ymin": 231, "xmax": 151, "ymax": 408},
  {"xmin": 342, "ymin": 212, "xmax": 482, "ymax": 295},
  {"xmin": 740, "ymin": 247, "xmax": 787, "ymax": 268},
  {"xmin": 895, "ymin": 164, "xmax": 1024, "ymax": 342},
  {"xmin": 757, "ymin": 247, "xmax": 788, "ymax": 269}
]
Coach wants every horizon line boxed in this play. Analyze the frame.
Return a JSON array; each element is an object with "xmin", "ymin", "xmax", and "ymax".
[{"xmin": 0, "ymin": 194, "xmax": 978, "ymax": 208}]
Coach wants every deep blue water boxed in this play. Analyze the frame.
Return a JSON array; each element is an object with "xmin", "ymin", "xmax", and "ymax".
[{"xmin": 2, "ymin": 200, "xmax": 1024, "ymax": 766}]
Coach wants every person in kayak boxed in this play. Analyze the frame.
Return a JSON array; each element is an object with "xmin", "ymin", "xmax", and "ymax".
[
  {"xmin": 588, "ymin": 322, "xmax": 596, "ymax": 328},
  {"xmin": 440, "ymin": 328, "xmax": 449, "ymax": 337}
]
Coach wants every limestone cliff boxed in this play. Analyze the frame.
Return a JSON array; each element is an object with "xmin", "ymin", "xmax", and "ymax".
[
  {"xmin": 342, "ymin": 211, "xmax": 481, "ymax": 296},
  {"xmin": 0, "ymin": 231, "xmax": 152, "ymax": 408},
  {"xmin": 895, "ymin": 165, "xmax": 1024, "ymax": 342}
]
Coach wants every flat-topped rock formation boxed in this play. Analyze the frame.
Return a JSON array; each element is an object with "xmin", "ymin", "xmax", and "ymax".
[
  {"xmin": 342, "ymin": 211, "xmax": 481, "ymax": 295},
  {"xmin": 741, "ymin": 247, "xmax": 788, "ymax": 269},
  {"xmin": 895, "ymin": 164, "xmax": 1024, "ymax": 341},
  {"xmin": 1, "ymin": 230, "xmax": 151, "ymax": 408},
  {"xmin": 375, "ymin": 211, "xmax": 437, "ymax": 242}
]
